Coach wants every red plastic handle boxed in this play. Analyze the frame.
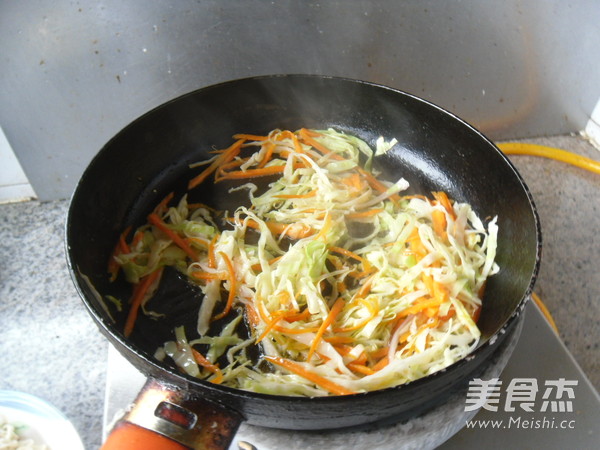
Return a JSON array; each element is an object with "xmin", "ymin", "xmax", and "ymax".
[
  {"xmin": 101, "ymin": 422, "xmax": 189, "ymax": 450},
  {"xmin": 102, "ymin": 378, "xmax": 242, "ymax": 450}
]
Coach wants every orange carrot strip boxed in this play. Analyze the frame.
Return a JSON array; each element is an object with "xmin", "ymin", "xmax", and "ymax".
[
  {"xmin": 274, "ymin": 190, "xmax": 317, "ymax": 199},
  {"xmin": 323, "ymin": 336, "xmax": 355, "ymax": 345},
  {"xmin": 264, "ymin": 355, "xmax": 355, "ymax": 396},
  {"xmin": 408, "ymin": 228, "xmax": 427, "ymax": 260},
  {"xmin": 357, "ymin": 168, "xmax": 401, "ymax": 203},
  {"xmin": 312, "ymin": 212, "xmax": 332, "ymax": 241},
  {"xmin": 207, "ymin": 234, "xmax": 219, "ymax": 269},
  {"xmin": 232, "ymin": 133, "xmax": 268, "ymax": 141},
  {"xmin": 245, "ymin": 302, "xmax": 260, "ymax": 327},
  {"xmin": 153, "ymin": 192, "xmax": 175, "ymax": 216},
  {"xmin": 124, "ymin": 268, "xmax": 162, "ymax": 337},
  {"xmin": 307, "ymin": 298, "xmax": 346, "ymax": 361},
  {"xmin": 397, "ymin": 298, "xmax": 442, "ymax": 318},
  {"xmin": 118, "ymin": 227, "xmax": 132, "ymax": 254},
  {"xmin": 372, "ymin": 356, "xmax": 389, "ymax": 372},
  {"xmin": 422, "ymin": 273, "xmax": 435, "ymax": 296},
  {"xmin": 369, "ymin": 346, "xmax": 390, "ymax": 359},
  {"xmin": 291, "ymin": 133, "xmax": 304, "ymax": 154},
  {"xmin": 186, "ymin": 236, "xmax": 210, "ymax": 248},
  {"xmin": 108, "ymin": 226, "xmax": 132, "ymax": 281},
  {"xmin": 217, "ymin": 163, "xmax": 304, "ymax": 181},
  {"xmin": 347, "ymin": 362, "xmax": 375, "ymax": 376},
  {"xmin": 241, "ymin": 217, "xmax": 314, "ymax": 240},
  {"xmin": 341, "ymin": 173, "xmax": 363, "ymax": 190},
  {"xmin": 355, "ymin": 274, "xmax": 376, "ymax": 300},
  {"xmin": 256, "ymin": 311, "xmax": 286, "ymax": 342},
  {"xmin": 283, "ymin": 308, "xmax": 312, "ymax": 323},
  {"xmin": 432, "ymin": 209, "xmax": 448, "ymax": 240},
  {"xmin": 329, "ymin": 246, "xmax": 372, "ymax": 272},
  {"xmin": 191, "ymin": 348, "xmax": 223, "ymax": 384},
  {"xmin": 212, "ymin": 252, "xmax": 237, "ymax": 321},
  {"xmin": 298, "ymin": 128, "xmax": 343, "ymax": 160},
  {"xmin": 190, "ymin": 271, "xmax": 228, "ymax": 281},
  {"xmin": 346, "ymin": 208, "xmax": 384, "ymax": 219},
  {"xmin": 215, "ymin": 158, "xmax": 248, "ymax": 179},
  {"xmin": 257, "ymin": 141, "xmax": 276, "ymax": 169},
  {"xmin": 188, "ymin": 138, "xmax": 245, "ymax": 189},
  {"xmin": 147, "ymin": 213, "xmax": 199, "ymax": 261},
  {"xmin": 299, "ymin": 128, "xmax": 323, "ymax": 138},
  {"xmin": 432, "ymin": 191, "xmax": 456, "ymax": 220}
]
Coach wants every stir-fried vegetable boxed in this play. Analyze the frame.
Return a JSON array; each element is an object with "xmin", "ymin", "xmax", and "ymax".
[{"xmin": 109, "ymin": 128, "xmax": 499, "ymax": 396}]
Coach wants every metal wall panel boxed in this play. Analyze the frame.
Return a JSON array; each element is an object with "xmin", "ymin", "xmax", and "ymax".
[{"xmin": 1, "ymin": 0, "xmax": 598, "ymax": 200}]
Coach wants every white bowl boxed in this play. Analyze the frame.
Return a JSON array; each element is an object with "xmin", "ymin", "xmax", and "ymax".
[{"xmin": 0, "ymin": 390, "xmax": 84, "ymax": 450}]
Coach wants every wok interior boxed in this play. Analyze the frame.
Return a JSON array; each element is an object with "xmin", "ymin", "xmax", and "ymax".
[{"xmin": 67, "ymin": 75, "xmax": 539, "ymax": 384}]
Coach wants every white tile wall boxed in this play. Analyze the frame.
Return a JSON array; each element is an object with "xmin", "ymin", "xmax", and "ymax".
[
  {"xmin": 0, "ymin": 127, "xmax": 36, "ymax": 203},
  {"xmin": 583, "ymin": 98, "xmax": 600, "ymax": 151}
]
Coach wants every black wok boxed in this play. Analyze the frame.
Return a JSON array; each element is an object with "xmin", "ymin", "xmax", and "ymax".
[{"xmin": 66, "ymin": 75, "xmax": 541, "ymax": 449}]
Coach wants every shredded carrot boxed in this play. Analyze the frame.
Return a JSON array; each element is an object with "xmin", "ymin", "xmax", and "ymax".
[
  {"xmin": 282, "ymin": 308, "xmax": 311, "ymax": 323},
  {"xmin": 147, "ymin": 213, "xmax": 199, "ymax": 261},
  {"xmin": 190, "ymin": 270, "xmax": 228, "ymax": 281},
  {"xmin": 346, "ymin": 208, "xmax": 384, "ymax": 219},
  {"xmin": 186, "ymin": 236, "xmax": 210, "ymax": 248},
  {"xmin": 257, "ymin": 141, "xmax": 276, "ymax": 169},
  {"xmin": 215, "ymin": 158, "xmax": 248, "ymax": 179},
  {"xmin": 372, "ymin": 356, "xmax": 389, "ymax": 372},
  {"xmin": 212, "ymin": 252, "xmax": 237, "ymax": 321},
  {"xmin": 265, "ymin": 355, "xmax": 355, "ymax": 395},
  {"xmin": 188, "ymin": 138, "xmax": 245, "ymax": 189},
  {"xmin": 307, "ymin": 298, "xmax": 346, "ymax": 361},
  {"xmin": 207, "ymin": 234, "xmax": 219, "ymax": 269},
  {"xmin": 432, "ymin": 191, "xmax": 456, "ymax": 220},
  {"xmin": 108, "ymin": 226, "xmax": 132, "ymax": 281},
  {"xmin": 274, "ymin": 190, "xmax": 317, "ymax": 199},
  {"xmin": 191, "ymin": 348, "xmax": 224, "ymax": 384},
  {"xmin": 245, "ymin": 302, "xmax": 260, "ymax": 327},
  {"xmin": 355, "ymin": 274, "xmax": 376, "ymax": 300},
  {"xmin": 397, "ymin": 298, "xmax": 442, "ymax": 318},
  {"xmin": 232, "ymin": 133, "xmax": 268, "ymax": 141},
  {"xmin": 347, "ymin": 362, "xmax": 375, "ymax": 376},
  {"xmin": 241, "ymin": 217, "xmax": 314, "ymax": 240},
  {"xmin": 153, "ymin": 192, "xmax": 175, "ymax": 216},
  {"xmin": 291, "ymin": 133, "xmax": 304, "ymax": 154},
  {"xmin": 124, "ymin": 268, "xmax": 163, "ymax": 337},
  {"xmin": 216, "ymin": 163, "xmax": 305, "ymax": 181},
  {"xmin": 312, "ymin": 212, "xmax": 332, "ymax": 241},
  {"xmin": 407, "ymin": 227, "xmax": 427, "ymax": 260},
  {"xmin": 323, "ymin": 336, "xmax": 354, "ymax": 345},
  {"xmin": 369, "ymin": 346, "xmax": 390, "ymax": 360},
  {"xmin": 341, "ymin": 173, "xmax": 363, "ymax": 191},
  {"xmin": 432, "ymin": 209, "xmax": 448, "ymax": 241},
  {"xmin": 329, "ymin": 246, "xmax": 373, "ymax": 273},
  {"xmin": 298, "ymin": 128, "xmax": 343, "ymax": 161},
  {"xmin": 256, "ymin": 311, "xmax": 287, "ymax": 342},
  {"xmin": 357, "ymin": 167, "xmax": 401, "ymax": 203}
]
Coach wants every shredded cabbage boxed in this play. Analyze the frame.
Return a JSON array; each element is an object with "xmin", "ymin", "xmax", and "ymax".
[{"xmin": 110, "ymin": 128, "xmax": 499, "ymax": 396}]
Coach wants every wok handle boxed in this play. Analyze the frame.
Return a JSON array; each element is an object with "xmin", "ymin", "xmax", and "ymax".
[
  {"xmin": 101, "ymin": 422, "xmax": 189, "ymax": 450},
  {"xmin": 101, "ymin": 378, "xmax": 242, "ymax": 450}
]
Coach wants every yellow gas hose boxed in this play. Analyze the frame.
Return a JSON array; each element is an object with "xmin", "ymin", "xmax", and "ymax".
[{"xmin": 496, "ymin": 142, "xmax": 600, "ymax": 335}]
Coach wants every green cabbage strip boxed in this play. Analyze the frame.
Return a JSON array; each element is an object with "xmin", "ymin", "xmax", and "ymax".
[{"xmin": 112, "ymin": 128, "xmax": 499, "ymax": 396}]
